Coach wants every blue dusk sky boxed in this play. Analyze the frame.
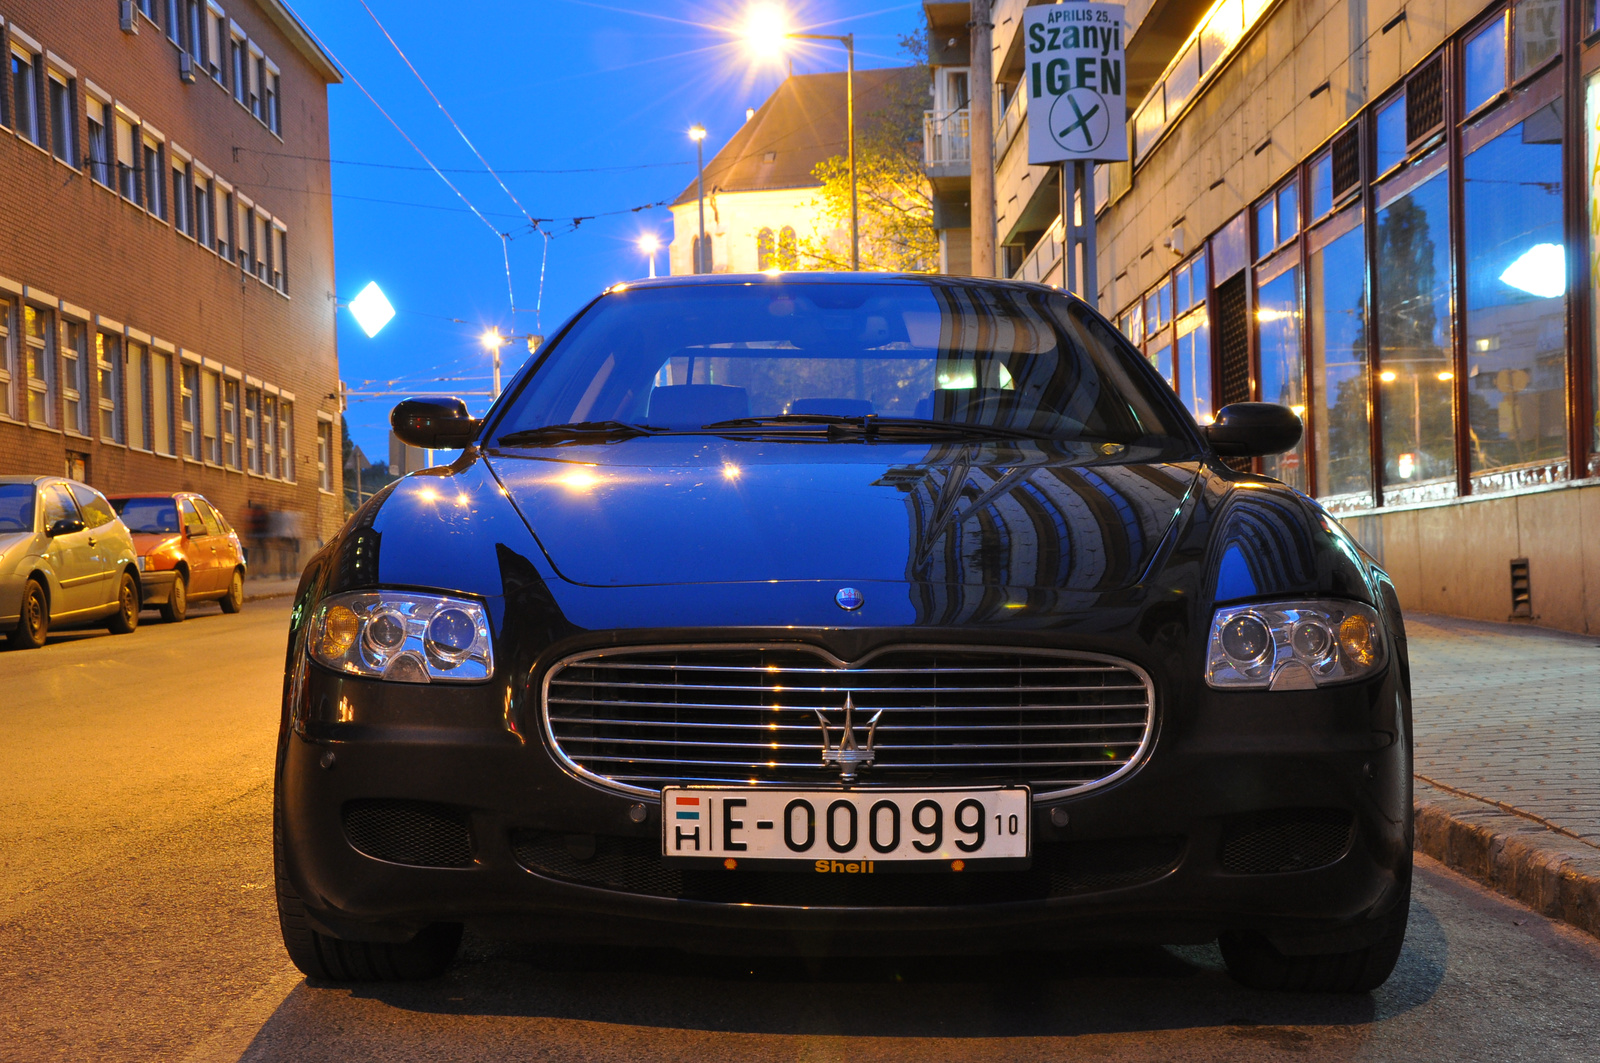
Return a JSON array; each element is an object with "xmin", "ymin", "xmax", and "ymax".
[{"xmin": 289, "ymin": 0, "xmax": 924, "ymax": 458}]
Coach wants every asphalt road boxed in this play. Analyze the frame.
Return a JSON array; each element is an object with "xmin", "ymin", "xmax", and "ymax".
[{"xmin": 3, "ymin": 600, "xmax": 1599, "ymax": 1062}]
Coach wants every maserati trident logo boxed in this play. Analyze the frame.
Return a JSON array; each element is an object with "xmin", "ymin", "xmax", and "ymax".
[
  {"xmin": 815, "ymin": 693, "xmax": 882, "ymax": 783},
  {"xmin": 835, "ymin": 587, "xmax": 864, "ymax": 610}
]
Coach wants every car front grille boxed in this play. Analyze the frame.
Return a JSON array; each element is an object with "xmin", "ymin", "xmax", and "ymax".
[{"xmin": 540, "ymin": 644, "xmax": 1155, "ymax": 799}]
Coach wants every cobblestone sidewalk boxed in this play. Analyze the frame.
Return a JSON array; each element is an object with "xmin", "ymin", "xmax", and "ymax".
[{"xmin": 1407, "ymin": 614, "xmax": 1600, "ymax": 936}]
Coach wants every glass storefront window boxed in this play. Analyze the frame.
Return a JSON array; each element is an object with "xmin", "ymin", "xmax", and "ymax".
[
  {"xmin": 1463, "ymin": 101, "xmax": 1567, "ymax": 475},
  {"xmin": 1589, "ymin": 72, "xmax": 1600, "ymax": 454},
  {"xmin": 1276, "ymin": 179, "xmax": 1300, "ymax": 243},
  {"xmin": 1256, "ymin": 267, "xmax": 1305, "ymax": 489},
  {"xmin": 1176, "ymin": 313, "xmax": 1212, "ymax": 424},
  {"xmin": 1465, "ymin": 15, "xmax": 1508, "ymax": 114},
  {"xmin": 1376, "ymin": 93, "xmax": 1407, "ymax": 175},
  {"xmin": 1377, "ymin": 169, "xmax": 1456, "ymax": 494},
  {"xmin": 1308, "ymin": 217, "xmax": 1371, "ymax": 504},
  {"xmin": 1149, "ymin": 336, "xmax": 1174, "ymax": 387},
  {"xmin": 1512, "ymin": 0, "xmax": 1561, "ymax": 81},
  {"xmin": 1254, "ymin": 197, "xmax": 1275, "ymax": 260}
]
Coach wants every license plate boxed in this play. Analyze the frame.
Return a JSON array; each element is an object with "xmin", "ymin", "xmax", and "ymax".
[{"xmin": 660, "ymin": 786, "xmax": 1031, "ymax": 871}]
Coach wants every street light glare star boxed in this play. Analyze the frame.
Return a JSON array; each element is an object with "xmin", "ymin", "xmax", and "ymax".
[
  {"xmin": 480, "ymin": 328, "xmax": 504, "ymax": 351},
  {"xmin": 638, "ymin": 233, "xmax": 661, "ymax": 254},
  {"xmin": 689, "ymin": 124, "xmax": 707, "ymax": 142},
  {"xmin": 349, "ymin": 281, "xmax": 395, "ymax": 339},
  {"xmin": 741, "ymin": 4, "xmax": 791, "ymax": 59}
]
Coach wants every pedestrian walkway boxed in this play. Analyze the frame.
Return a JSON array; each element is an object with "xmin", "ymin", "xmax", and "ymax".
[
  {"xmin": 243, "ymin": 575, "xmax": 300, "ymax": 602},
  {"xmin": 1407, "ymin": 613, "xmax": 1600, "ymax": 937}
]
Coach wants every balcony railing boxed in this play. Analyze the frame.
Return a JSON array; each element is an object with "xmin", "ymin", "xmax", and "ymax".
[
  {"xmin": 1014, "ymin": 214, "xmax": 1067, "ymax": 286},
  {"xmin": 924, "ymin": 108, "xmax": 971, "ymax": 166}
]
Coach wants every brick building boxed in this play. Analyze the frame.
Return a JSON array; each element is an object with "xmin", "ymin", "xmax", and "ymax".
[{"xmin": 0, "ymin": 0, "xmax": 343, "ymax": 574}]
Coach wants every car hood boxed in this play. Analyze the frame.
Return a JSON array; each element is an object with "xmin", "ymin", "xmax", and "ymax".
[
  {"xmin": 0, "ymin": 530, "xmax": 34, "ymax": 565},
  {"xmin": 485, "ymin": 439, "xmax": 1201, "ymax": 591},
  {"xmin": 130, "ymin": 532, "xmax": 181, "ymax": 555}
]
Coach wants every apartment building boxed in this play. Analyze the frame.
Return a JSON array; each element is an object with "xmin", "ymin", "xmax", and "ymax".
[
  {"xmin": 0, "ymin": 0, "xmax": 342, "ymax": 571},
  {"xmin": 926, "ymin": 0, "xmax": 1600, "ymax": 636}
]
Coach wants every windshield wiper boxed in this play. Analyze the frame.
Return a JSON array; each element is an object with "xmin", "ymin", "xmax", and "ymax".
[
  {"xmin": 700, "ymin": 415, "xmax": 1060, "ymax": 442},
  {"xmin": 496, "ymin": 421, "xmax": 668, "ymax": 446}
]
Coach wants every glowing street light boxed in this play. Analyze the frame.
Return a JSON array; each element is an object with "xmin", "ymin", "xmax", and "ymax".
[
  {"xmin": 348, "ymin": 281, "xmax": 395, "ymax": 338},
  {"xmin": 480, "ymin": 328, "xmax": 509, "ymax": 397},
  {"xmin": 638, "ymin": 233, "xmax": 661, "ymax": 278},
  {"xmin": 735, "ymin": 6, "xmax": 857, "ymax": 269}
]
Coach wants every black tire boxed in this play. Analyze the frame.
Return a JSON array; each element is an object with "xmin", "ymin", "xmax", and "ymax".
[
  {"xmin": 219, "ymin": 568, "xmax": 244, "ymax": 614},
  {"xmin": 1220, "ymin": 880, "xmax": 1411, "ymax": 993},
  {"xmin": 106, "ymin": 571, "xmax": 140, "ymax": 634},
  {"xmin": 160, "ymin": 572, "xmax": 188, "ymax": 623},
  {"xmin": 274, "ymin": 807, "xmax": 461, "ymax": 981},
  {"xmin": 7, "ymin": 579, "xmax": 48, "ymax": 649}
]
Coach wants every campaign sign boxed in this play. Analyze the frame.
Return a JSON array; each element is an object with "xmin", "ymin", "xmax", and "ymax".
[{"xmin": 1025, "ymin": 3, "xmax": 1128, "ymax": 164}]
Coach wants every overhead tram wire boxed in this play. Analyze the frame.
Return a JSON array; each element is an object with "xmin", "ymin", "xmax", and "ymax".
[
  {"xmin": 355, "ymin": 0, "xmax": 541, "ymax": 319},
  {"xmin": 229, "ymin": 148, "xmax": 691, "ymax": 175}
]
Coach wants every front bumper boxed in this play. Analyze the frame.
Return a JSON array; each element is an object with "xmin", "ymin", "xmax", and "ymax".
[{"xmin": 278, "ymin": 659, "xmax": 1412, "ymax": 956}]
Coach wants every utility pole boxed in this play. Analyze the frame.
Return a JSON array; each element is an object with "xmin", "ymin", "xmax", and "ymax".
[
  {"xmin": 690, "ymin": 125, "xmax": 708, "ymax": 273},
  {"xmin": 969, "ymin": 0, "xmax": 996, "ymax": 278},
  {"xmin": 845, "ymin": 34, "xmax": 858, "ymax": 269}
]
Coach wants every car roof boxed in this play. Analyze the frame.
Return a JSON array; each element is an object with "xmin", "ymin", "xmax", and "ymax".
[
  {"xmin": 606, "ymin": 271, "xmax": 1067, "ymax": 298},
  {"xmin": 0, "ymin": 475, "xmax": 49, "ymax": 487},
  {"xmin": 104, "ymin": 491, "xmax": 201, "ymax": 500}
]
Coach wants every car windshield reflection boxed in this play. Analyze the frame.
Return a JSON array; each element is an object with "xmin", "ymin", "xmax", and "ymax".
[{"xmin": 112, "ymin": 497, "xmax": 181, "ymax": 534}]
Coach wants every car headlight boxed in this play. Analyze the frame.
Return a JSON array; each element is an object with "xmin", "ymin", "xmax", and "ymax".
[
  {"xmin": 1207, "ymin": 600, "xmax": 1385, "ymax": 690},
  {"xmin": 308, "ymin": 591, "xmax": 493, "ymax": 683}
]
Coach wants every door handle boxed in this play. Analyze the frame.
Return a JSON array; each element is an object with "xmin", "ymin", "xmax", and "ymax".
[{"xmin": 87, "ymin": 537, "xmax": 97, "ymax": 546}]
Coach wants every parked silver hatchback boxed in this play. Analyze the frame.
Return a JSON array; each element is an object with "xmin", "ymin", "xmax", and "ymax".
[{"xmin": 0, "ymin": 476, "xmax": 141, "ymax": 649}]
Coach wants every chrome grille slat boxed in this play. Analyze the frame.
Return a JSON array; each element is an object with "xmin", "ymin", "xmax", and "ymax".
[{"xmin": 541, "ymin": 644, "xmax": 1156, "ymax": 799}]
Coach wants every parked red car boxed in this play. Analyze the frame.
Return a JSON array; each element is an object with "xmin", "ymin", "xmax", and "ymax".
[{"xmin": 107, "ymin": 493, "xmax": 246, "ymax": 622}]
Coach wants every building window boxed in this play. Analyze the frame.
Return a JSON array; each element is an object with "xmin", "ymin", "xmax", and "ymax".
[
  {"xmin": 180, "ymin": 362, "xmax": 200, "ymax": 459},
  {"xmin": 317, "ymin": 419, "xmax": 333, "ymax": 490},
  {"xmin": 244, "ymin": 386, "xmax": 260, "ymax": 472},
  {"xmin": 202, "ymin": 368, "xmax": 221, "ymax": 463},
  {"xmin": 1375, "ymin": 92, "xmax": 1407, "ymax": 176},
  {"xmin": 172, "ymin": 157, "xmax": 194, "ymax": 236},
  {"xmin": 1463, "ymin": 100, "xmax": 1566, "ymax": 478},
  {"xmin": 1254, "ymin": 178, "xmax": 1299, "ymax": 260},
  {"xmin": 23, "ymin": 305, "xmax": 56, "ymax": 428},
  {"xmin": 195, "ymin": 174, "xmax": 214, "ymax": 248},
  {"xmin": 265, "ymin": 63, "xmax": 280, "ymax": 134},
  {"xmin": 48, "ymin": 72, "xmax": 75, "ymax": 166},
  {"xmin": 279, "ymin": 401, "xmax": 294, "ymax": 482},
  {"xmin": 97, "ymin": 331, "xmax": 124, "ymax": 443},
  {"xmin": 1513, "ymin": 0, "xmax": 1561, "ymax": 82},
  {"xmin": 238, "ymin": 198, "xmax": 255, "ymax": 274},
  {"xmin": 231, "ymin": 34, "xmax": 247, "ymax": 107},
  {"xmin": 1376, "ymin": 168, "xmax": 1455, "ymax": 497},
  {"xmin": 62, "ymin": 319, "xmax": 89, "ymax": 436},
  {"xmin": 255, "ymin": 213, "xmax": 269, "ymax": 282},
  {"xmin": 217, "ymin": 185, "xmax": 234, "ymax": 259},
  {"xmin": 186, "ymin": 0, "xmax": 206, "ymax": 66},
  {"xmin": 87, "ymin": 98, "xmax": 112, "ymax": 186},
  {"xmin": 249, "ymin": 47, "xmax": 264, "ymax": 120},
  {"xmin": 126, "ymin": 340, "xmax": 148, "ymax": 449},
  {"xmin": 115, "ymin": 113, "xmax": 139, "ymax": 201},
  {"xmin": 0, "ymin": 299, "xmax": 14, "ymax": 420},
  {"xmin": 142, "ymin": 133, "xmax": 165, "ymax": 218},
  {"xmin": 756, "ymin": 227, "xmax": 775, "ymax": 270},
  {"xmin": 1174, "ymin": 249, "xmax": 1206, "ymax": 315},
  {"xmin": 778, "ymin": 226, "xmax": 797, "ymax": 269},
  {"xmin": 137, "ymin": 0, "xmax": 158, "ymax": 19},
  {"xmin": 1308, "ymin": 214, "xmax": 1370, "ymax": 505},
  {"xmin": 11, "ymin": 45, "xmax": 41, "ymax": 146},
  {"xmin": 150, "ymin": 349, "xmax": 174, "ymax": 455},
  {"xmin": 165, "ymin": 0, "xmax": 182, "ymax": 45},
  {"xmin": 1465, "ymin": 14, "xmax": 1508, "ymax": 115},
  {"xmin": 1175, "ymin": 311, "xmax": 1211, "ymax": 424},
  {"xmin": 207, "ymin": 5, "xmax": 227, "ymax": 82},
  {"xmin": 222, "ymin": 378, "xmax": 239, "ymax": 467},
  {"xmin": 272, "ymin": 225, "xmax": 287, "ymax": 292},
  {"xmin": 261, "ymin": 393, "xmax": 278, "ymax": 477},
  {"xmin": 1256, "ymin": 265, "xmax": 1304, "ymax": 490}
]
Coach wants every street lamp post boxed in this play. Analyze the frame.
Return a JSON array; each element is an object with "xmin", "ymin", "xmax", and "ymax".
[
  {"xmin": 480, "ymin": 328, "xmax": 507, "ymax": 398},
  {"xmin": 689, "ymin": 125, "xmax": 708, "ymax": 274},
  {"xmin": 638, "ymin": 233, "xmax": 660, "ymax": 278},
  {"xmin": 738, "ymin": 10, "xmax": 858, "ymax": 270}
]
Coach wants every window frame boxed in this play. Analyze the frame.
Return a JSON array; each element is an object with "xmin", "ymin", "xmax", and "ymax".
[{"xmin": 96, "ymin": 327, "xmax": 124, "ymax": 444}]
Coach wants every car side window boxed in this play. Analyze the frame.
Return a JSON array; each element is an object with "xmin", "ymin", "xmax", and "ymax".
[
  {"xmin": 195, "ymin": 499, "xmax": 224, "ymax": 537},
  {"xmin": 42, "ymin": 485, "xmax": 81, "ymax": 529},
  {"xmin": 69, "ymin": 484, "xmax": 117, "ymax": 528},
  {"xmin": 178, "ymin": 498, "xmax": 207, "ymax": 538}
]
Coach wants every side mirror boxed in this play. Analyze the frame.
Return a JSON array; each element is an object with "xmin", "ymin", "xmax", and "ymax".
[
  {"xmin": 1204, "ymin": 402, "xmax": 1303, "ymax": 458},
  {"xmin": 391, "ymin": 396, "xmax": 481, "ymax": 450},
  {"xmin": 47, "ymin": 516, "xmax": 86, "ymax": 537}
]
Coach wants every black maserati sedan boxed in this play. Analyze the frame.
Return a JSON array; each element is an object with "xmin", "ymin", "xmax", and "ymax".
[{"xmin": 275, "ymin": 273, "xmax": 1413, "ymax": 992}]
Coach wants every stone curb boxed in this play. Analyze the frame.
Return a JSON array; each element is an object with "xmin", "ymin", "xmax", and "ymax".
[
  {"xmin": 1415, "ymin": 779, "xmax": 1600, "ymax": 939},
  {"xmin": 243, "ymin": 583, "xmax": 299, "ymax": 603}
]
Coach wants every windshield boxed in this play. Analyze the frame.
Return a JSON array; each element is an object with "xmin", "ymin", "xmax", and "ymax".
[
  {"xmin": 492, "ymin": 281, "xmax": 1193, "ymax": 445},
  {"xmin": 113, "ymin": 496, "xmax": 180, "ymax": 533},
  {"xmin": 0, "ymin": 484, "xmax": 34, "ymax": 533}
]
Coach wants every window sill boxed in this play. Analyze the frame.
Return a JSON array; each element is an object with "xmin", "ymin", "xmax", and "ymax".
[
  {"xmin": 17, "ymin": 135, "xmax": 51, "ymax": 159},
  {"xmin": 318, "ymin": 487, "xmax": 336, "ymax": 496},
  {"xmin": 183, "ymin": 457, "xmax": 204, "ymax": 466},
  {"xmin": 91, "ymin": 177, "xmax": 115, "ymax": 193},
  {"xmin": 54, "ymin": 156, "xmax": 82, "ymax": 175},
  {"xmin": 29, "ymin": 422, "xmax": 64, "ymax": 435},
  {"xmin": 99, "ymin": 438, "xmax": 127, "ymax": 449},
  {"xmin": 63, "ymin": 429, "xmax": 93, "ymax": 441}
]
